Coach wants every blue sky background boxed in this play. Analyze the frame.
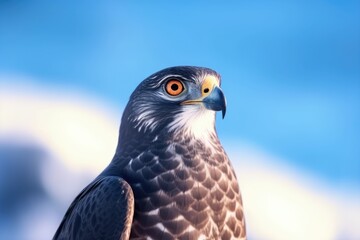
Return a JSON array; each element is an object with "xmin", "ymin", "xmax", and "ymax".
[{"xmin": 1, "ymin": 0, "xmax": 359, "ymax": 185}]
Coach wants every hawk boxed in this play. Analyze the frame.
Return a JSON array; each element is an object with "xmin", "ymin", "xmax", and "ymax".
[{"xmin": 53, "ymin": 66, "xmax": 246, "ymax": 240}]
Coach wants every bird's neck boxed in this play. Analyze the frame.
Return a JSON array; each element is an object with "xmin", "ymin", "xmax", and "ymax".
[
  {"xmin": 115, "ymin": 110, "xmax": 218, "ymax": 154},
  {"xmin": 106, "ymin": 120, "xmax": 222, "ymax": 176},
  {"xmin": 117, "ymin": 128, "xmax": 216, "ymax": 151}
]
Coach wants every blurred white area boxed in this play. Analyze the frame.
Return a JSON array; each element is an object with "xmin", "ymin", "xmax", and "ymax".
[
  {"xmin": 0, "ymin": 78, "xmax": 120, "ymax": 239},
  {"xmin": 0, "ymin": 77, "xmax": 120, "ymax": 173},
  {"xmin": 0, "ymin": 79, "xmax": 359, "ymax": 240},
  {"xmin": 229, "ymin": 145, "xmax": 360, "ymax": 240}
]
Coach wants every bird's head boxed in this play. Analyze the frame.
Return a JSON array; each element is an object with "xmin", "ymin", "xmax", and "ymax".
[{"xmin": 121, "ymin": 66, "xmax": 226, "ymax": 140}]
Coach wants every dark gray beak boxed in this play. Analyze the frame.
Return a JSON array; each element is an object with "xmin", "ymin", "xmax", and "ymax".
[{"xmin": 202, "ymin": 86, "xmax": 227, "ymax": 118}]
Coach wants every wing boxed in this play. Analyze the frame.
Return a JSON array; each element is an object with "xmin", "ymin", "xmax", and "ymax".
[{"xmin": 53, "ymin": 176, "xmax": 134, "ymax": 240}]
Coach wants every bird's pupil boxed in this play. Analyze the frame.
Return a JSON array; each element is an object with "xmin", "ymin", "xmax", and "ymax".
[
  {"xmin": 171, "ymin": 84, "xmax": 179, "ymax": 91},
  {"xmin": 204, "ymin": 88, "xmax": 209, "ymax": 93}
]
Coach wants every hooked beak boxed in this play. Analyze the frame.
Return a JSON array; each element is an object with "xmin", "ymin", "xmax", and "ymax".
[
  {"xmin": 181, "ymin": 77, "xmax": 227, "ymax": 119},
  {"xmin": 202, "ymin": 86, "xmax": 227, "ymax": 118}
]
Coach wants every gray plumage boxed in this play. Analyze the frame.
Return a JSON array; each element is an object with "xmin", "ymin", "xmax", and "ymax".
[{"xmin": 54, "ymin": 66, "xmax": 246, "ymax": 240}]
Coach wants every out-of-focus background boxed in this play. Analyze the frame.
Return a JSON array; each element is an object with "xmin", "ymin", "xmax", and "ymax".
[{"xmin": 0, "ymin": 1, "xmax": 359, "ymax": 239}]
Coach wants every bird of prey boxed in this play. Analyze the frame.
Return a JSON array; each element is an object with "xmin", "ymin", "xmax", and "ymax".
[{"xmin": 53, "ymin": 66, "xmax": 246, "ymax": 240}]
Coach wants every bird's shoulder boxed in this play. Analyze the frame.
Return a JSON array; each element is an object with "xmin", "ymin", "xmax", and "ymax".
[{"xmin": 53, "ymin": 176, "xmax": 134, "ymax": 240}]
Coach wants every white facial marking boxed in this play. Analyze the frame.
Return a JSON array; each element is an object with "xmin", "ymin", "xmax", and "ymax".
[
  {"xmin": 131, "ymin": 102, "xmax": 158, "ymax": 132},
  {"xmin": 168, "ymin": 104, "xmax": 216, "ymax": 141}
]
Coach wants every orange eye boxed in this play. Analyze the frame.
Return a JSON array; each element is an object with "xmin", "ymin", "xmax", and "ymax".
[{"xmin": 165, "ymin": 80, "xmax": 184, "ymax": 96}]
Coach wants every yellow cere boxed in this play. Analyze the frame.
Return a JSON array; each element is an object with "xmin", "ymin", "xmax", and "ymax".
[{"xmin": 201, "ymin": 75, "xmax": 219, "ymax": 97}]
